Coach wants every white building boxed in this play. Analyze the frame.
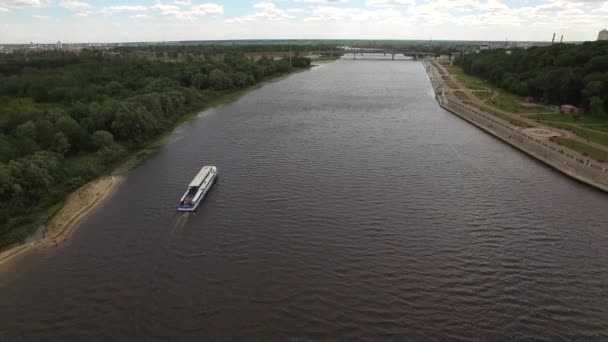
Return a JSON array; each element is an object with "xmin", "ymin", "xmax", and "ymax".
[
  {"xmin": 598, "ymin": 30, "xmax": 608, "ymax": 41},
  {"xmin": 57, "ymin": 41, "xmax": 63, "ymax": 50}
]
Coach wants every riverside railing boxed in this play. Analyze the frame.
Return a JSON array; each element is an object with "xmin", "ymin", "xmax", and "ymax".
[
  {"xmin": 424, "ymin": 62, "xmax": 607, "ymax": 188},
  {"xmin": 444, "ymin": 98, "xmax": 608, "ymax": 186}
]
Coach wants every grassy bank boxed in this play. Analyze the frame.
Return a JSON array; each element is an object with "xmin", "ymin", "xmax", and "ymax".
[
  {"xmin": 445, "ymin": 64, "xmax": 608, "ymax": 156},
  {"xmin": 311, "ymin": 56, "xmax": 340, "ymax": 62},
  {"xmin": 0, "ymin": 67, "xmax": 308, "ymax": 251},
  {"xmin": 447, "ymin": 65, "xmax": 557, "ymax": 114},
  {"xmin": 551, "ymin": 137, "xmax": 608, "ymax": 162}
]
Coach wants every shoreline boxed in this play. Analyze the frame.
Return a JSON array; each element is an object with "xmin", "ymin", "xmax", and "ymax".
[
  {"xmin": 424, "ymin": 61, "xmax": 608, "ymax": 193},
  {"xmin": 0, "ymin": 176, "xmax": 125, "ymax": 266},
  {"xmin": 0, "ymin": 65, "xmax": 319, "ymax": 267}
]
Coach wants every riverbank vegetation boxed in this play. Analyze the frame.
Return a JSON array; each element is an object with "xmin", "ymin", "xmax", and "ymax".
[
  {"xmin": 452, "ymin": 43, "xmax": 608, "ymax": 155},
  {"xmin": 455, "ymin": 41, "xmax": 608, "ymax": 118},
  {"xmin": 0, "ymin": 48, "xmax": 311, "ymax": 249}
]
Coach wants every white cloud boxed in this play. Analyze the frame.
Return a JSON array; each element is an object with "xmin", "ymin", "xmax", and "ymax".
[
  {"xmin": 32, "ymin": 14, "xmax": 49, "ymax": 18},
  {"xmin": 152, "ymin": 1, "xmax": 222, "ymax": 19},
  {"xmin": 304, "ymin": 6, "xmax": 402, "ymax": 21},
  {"xmin": 3, "ymin": 0, "xmax": 608, "ymax": 43},
  {"xmin": 0, "ymin": 0, "xmax": 50, "ymax": 7},
  {"xmin": 152, "ymin": 3, "xmax": 181, "ymax": 16},
  {"xmin": 227, "ymin": 2, "xmax": 295, "ymax": 22},
  {"xmin": 190, "ymin": 3, "xmax": 223, "ymax": 15},
  {"xmin": 130, "ymin": 13, "xmax": 151, "ymax": 19},
  {"xmin": 294, "ymin": 0, "xmax": 349, "ymax": 3},
  {"xmin": 366, "ymin": 0, "xmax": 415, "ymax": 7},
  {"xmin": 102, "ymin": 5, "xmax": 147, "ymax": 13},
  {"xmin": 59, "ymin": 0, "xmax": 91, "ymax": 11}
]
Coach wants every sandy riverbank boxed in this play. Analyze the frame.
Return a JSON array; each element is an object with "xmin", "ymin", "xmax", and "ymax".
[{"xmin": 0, "ymin": 176, "xmax": 125, "ymax": 266}]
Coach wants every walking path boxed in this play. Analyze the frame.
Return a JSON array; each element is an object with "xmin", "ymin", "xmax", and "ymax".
[
  {"xmin": 425, "ymin": 60, "xmax": 608, "ymax": 192},
  {"xmin": 434, "ymin": 62, "xmax": 608, "ymax": 166}
]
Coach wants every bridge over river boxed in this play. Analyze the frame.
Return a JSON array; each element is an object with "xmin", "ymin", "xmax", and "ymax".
[{"xmin": 313, "ymin": 48, "xmax": 433, "ymax": 60}]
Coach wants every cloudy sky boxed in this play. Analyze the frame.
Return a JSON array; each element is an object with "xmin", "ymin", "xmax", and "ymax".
[{"xmin": 0, "ymin": 0, "xmax": 606, "ymax": 43}]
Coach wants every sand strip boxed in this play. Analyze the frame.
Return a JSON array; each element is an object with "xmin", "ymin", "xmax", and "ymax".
[{"xmin": 0, "ymin": 175, "xmax": 125, "ymax": 266}]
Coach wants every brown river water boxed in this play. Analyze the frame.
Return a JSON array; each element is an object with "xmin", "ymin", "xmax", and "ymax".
[{"xmin": 1, "ymin": 57, "xmax": 608, "ymax": 341}]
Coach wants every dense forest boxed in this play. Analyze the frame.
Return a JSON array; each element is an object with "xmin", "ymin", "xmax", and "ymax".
[
  {"xmin": 0, "ymin": 47, "xmax": 311, "ymax": 248},
  {"xmin": 115, "ymin": 40, "xmax": 465, "ymax": 59},
  {"xmin": 455, "ymin": 41, "xmax": 608, "ymax": 117}
]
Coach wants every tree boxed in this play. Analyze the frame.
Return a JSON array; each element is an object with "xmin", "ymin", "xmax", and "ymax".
[
  {"xmin": 91, "ymin": 130, "xmax": 114, "ymax": 149},
  {"xmin": 589, "ymin": 97, "xmax": 606, "ymax": 117},
  {"xmin": 55, "ymin": 115, "xmax": 86, "ymax": 153},
  {"xmin": 209, "ymin": 69, "xmax": 233, "ymax": 90},
  {"xmin": 0, "ymin": 43, "xmax": 317, "ymax": 248},
  {"xmin": 105, "ymin": 81, "xmax": 124, "ymax": 97},
  {"xmin": 0, "ymin": 163, "xmax": 12, "ymax": 201},
  {"xmin": 52, "ymin": 132, "xmax": 70, "ymax": 155},
  {"xmin": 191, "ymin": 73, "xmax": 209, "ymax": 89}
]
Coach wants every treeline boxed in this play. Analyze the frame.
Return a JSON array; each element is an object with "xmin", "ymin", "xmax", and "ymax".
[
  {"xmin": 0, "ymin": 48, "xmax": 310, "ymax": 248},
  {"xmin": 115, "ymin": 43, "xmax": 337, "ymax": 57},
  {"xmin": 115, "ymin": 40, "xmax": 470, "ymax": 59},
  {"xmin": 455, "ymin": 41, "xmax": 608, "ymax": 116}
]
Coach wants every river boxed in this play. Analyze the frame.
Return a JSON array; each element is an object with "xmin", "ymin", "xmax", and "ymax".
[{"xmin": 1, "ymin": 57, "xmax": 608, "ymax": 341}]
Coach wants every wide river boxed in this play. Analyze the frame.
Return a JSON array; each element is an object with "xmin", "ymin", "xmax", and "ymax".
[{"xmin": 1, "ymin": 58, "xmax": 608, "ymax": 341}]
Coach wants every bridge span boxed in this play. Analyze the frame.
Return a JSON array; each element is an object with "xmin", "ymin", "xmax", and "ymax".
[{"xmin": 312, "ymin": 48, "xmax": 433, "ymax": 60}]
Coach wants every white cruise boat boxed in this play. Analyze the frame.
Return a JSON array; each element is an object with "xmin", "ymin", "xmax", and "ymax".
[{"xmin": 177, "ymin": 166, "xmax": 217, "ymax": 212}]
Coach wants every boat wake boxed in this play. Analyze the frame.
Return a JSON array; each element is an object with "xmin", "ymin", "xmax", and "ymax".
[{"xmin": 170, "ymin": 213, "xmax": 190, "ymax": 235}]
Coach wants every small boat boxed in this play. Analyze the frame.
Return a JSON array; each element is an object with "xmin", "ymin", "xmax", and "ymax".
[{"xmin": 178, "ymin": 166, "xmax": 217, "ymax": 212}]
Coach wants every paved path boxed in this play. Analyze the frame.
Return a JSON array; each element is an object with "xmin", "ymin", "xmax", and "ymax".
[
  {"xmin": 429, "ymin": 61, "xmax": 608, "ymax": 168},
  {"xmin": 434, "ymin": 62, "xmax": 608, "ymax": 160}
]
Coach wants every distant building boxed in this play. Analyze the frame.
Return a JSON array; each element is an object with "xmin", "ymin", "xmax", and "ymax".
[
  {"xmin": 479, "ymin": 43, "xmax": 491, "ymax": 51},
  {"xmin": 599, "ymin": 29, "xmax": 608, "ymax": 41},
  {"xmin": 57, "ymin": 41, "xmax": 63, "ymax": 50},
  {"xmin": 561, "ymin": 104, "xmax": 585, "ymax": 115}
]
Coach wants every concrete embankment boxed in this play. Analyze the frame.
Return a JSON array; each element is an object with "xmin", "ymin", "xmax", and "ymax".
[{"xmin": 424, "ymin": 61, "xmax": 608, "ymax": 193}]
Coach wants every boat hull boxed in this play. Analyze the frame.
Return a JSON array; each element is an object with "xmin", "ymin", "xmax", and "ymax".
[{"xmin": 177, "ymin": 170, "xmax": 217, "ymax": 212}]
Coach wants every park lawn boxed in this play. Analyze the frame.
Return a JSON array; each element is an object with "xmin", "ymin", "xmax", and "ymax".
[
  {"xmin": 519, "ymin": 104, "xmax": 554, "ymax": 113},
  {"xmin": 487, "ymin": 91, "xmax": 548, "ymax": 113},
  {"xmin": 551, "ymin": 137, "xmax": 608, "ymax": 162},
  {"xmin": 443, "ymin": 77, "xmax": 458, "ymax": 89},
  {"xmin": 468, "ymin": 102, "xmax": 531, "ymax": 128},
  {"xmin": 446, "ymin": 65, "xmax": 487, "ymax": 89},
  {"xmin": 454, "ymin": 90, "xmax": 471, "ymax": 102},
  {"xmin": 541, "ymin": 122, "xmax": 608, "ymax": 147},
  {"xmin": 473, "ymin": 90, "xmax": 492, "ymax": 101},
  {"xmin": 581, "ymin": 124, "xmax": 608, "ymax": 133},
  {"xmin": 449, "ymin": 65, "xmax": 558, "ymax": 114},
  {"xmin": 529, "ymin": 112, "xmax": 608, "ymax": 125},
  {"xmin": 433, "ymin": 62, "xmax": 446, "ymax": 75}
]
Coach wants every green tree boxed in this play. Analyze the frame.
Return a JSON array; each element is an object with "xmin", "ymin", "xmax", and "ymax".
[
  {"xmin": 191, "ymin": 73, "xmax": 209, "ymax": 89},
  {"xmin": 209, "ymin": 69, "xmax": 233, "ymax": 90},
  {"xmin": 52, "ymin": 132, "xmax": 70, "ymax": 155},
  {"xmin": 91, "ymin": 130, "xmax": 114, "ymax": 149},
  {"xmin": 589, "ymin": 97, "xmax": 606, "ymax": 117}
]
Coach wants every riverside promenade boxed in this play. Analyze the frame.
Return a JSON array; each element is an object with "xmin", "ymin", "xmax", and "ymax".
[{"xmin": 424, "ymin": 61, "xmax": 608, "ymax": 192}]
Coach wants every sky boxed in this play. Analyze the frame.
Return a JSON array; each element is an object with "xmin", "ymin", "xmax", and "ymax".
[{"xmin": 0, "ymin": 0, "xmax": 606, "ymax": 43}]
